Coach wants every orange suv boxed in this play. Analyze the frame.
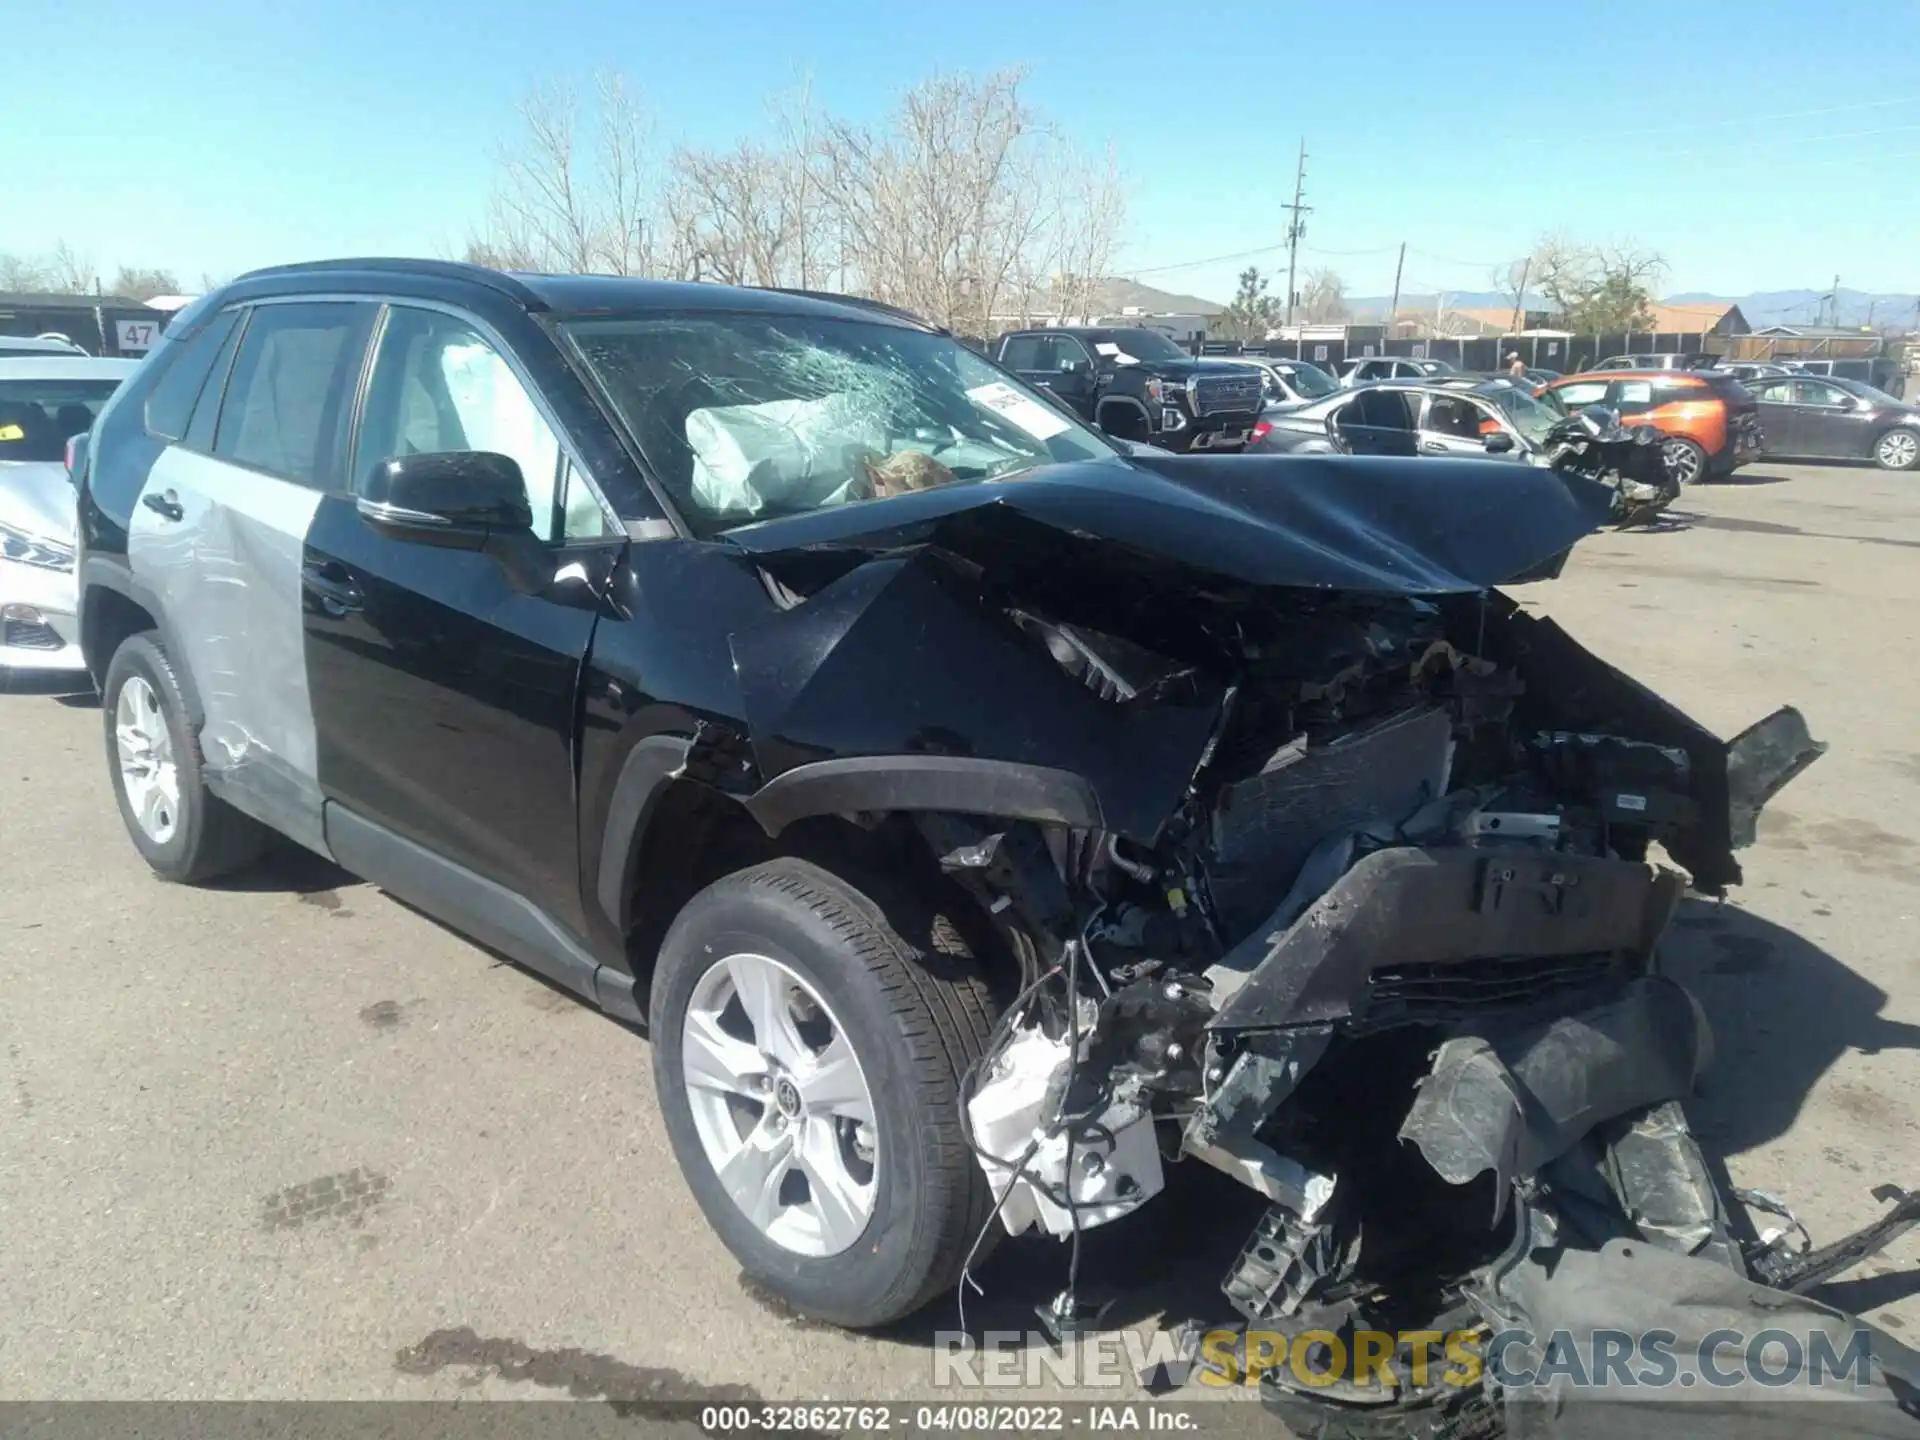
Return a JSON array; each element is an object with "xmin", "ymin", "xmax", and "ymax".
[{"xmin": 1543, "ymin": 370, "xmax": 1761, "ymax": 482}]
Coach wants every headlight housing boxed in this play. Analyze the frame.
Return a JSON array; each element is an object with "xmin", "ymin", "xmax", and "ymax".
[{"xmin": 0, "ymin": 521, "xmax": 76, "ymax": 572}]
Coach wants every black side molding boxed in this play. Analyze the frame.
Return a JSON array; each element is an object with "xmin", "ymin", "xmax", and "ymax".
[
  {"xmin": 743, "ymin": 754, "xmax": 1104, "ymax": 836},
  {"xmin": 326, "ymin": 802, "xmax": 639, "ymax": 1021},
  {"xmin": 594, "ymin": 734, "xmax": 694, "ymax": 932}
]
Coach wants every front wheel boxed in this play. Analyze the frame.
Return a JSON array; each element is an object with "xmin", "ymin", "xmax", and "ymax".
[
  {"xmin": 1661, "ymin": 435, "xmax": 1709, "ymax": 485},
  {"xmin": 1874, "ymin": 427, "xmax": 1920, "ymax": 470},
  {"xmin": 101, "ymin": 633, "xmax": 267, "ymax": 884},
  {"xmin": 650, "ymin": 858, "xmax": 1000, "ymax": 1328}
]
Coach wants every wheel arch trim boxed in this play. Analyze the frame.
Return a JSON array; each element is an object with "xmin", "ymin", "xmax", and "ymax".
[
  {"xmin": 80, "ymin": 556, "xmax": 205, "ymax": 723},
  {"xmin": 742, "ymin": 755, "xmax": 1105, "ymax": 837}
]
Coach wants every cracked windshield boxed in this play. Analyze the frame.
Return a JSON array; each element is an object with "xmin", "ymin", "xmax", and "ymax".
[{"xmin": 565, "ymin": 315, "xmax": 1115, "ymax": 529}]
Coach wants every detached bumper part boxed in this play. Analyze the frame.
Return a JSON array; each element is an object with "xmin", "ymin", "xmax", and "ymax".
[{"xmin": 1398, "ymin": 976, "xmax": 1714, "ymax": 1211}]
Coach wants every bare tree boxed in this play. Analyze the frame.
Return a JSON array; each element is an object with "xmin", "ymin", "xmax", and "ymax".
[
  {"xmin": 1028, "ymin": 142, "xmax": 1125, "ymax": 327},
  {"xmin": 1299, "ymin": 268, "xmax": 1348, "ymax": 324},
  {"xmin": 1489, "ymin": 256, "xmax": 1532, "ymax": 319},
  {"xmin": 0, "ymin": 243, "xmax": 96, "ymax": 294},
  {"xmin": 472, "ymin": 67, "xmax": 1129, "ymax": 329},
  {"xmin": 50, "ymin": 242, "xmax": 96, "ymax": 293},
  {"xmin": 1528, "ymin": 234, "xmax": 1665, "ymax": 332},
  {"xmin": 483, "ymin": 72, "xmax": 661, "ymax": 275},
  {"xmin": 111, "ymin": 266, "xmax": 181, "ymax": 302},
  {"xmin": 0, "ymin": 253, "xmax": 50, "ymax": 292}
]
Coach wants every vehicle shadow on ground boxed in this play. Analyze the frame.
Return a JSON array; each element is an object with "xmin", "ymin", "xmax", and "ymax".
[
  {"xmin": 1660, "ymin": 897, "xmax": 1920, "ymax": 1158},
  {"xmin": 0, "ymin": 671, "xmax": 94, "ymax": 704},
  {"xmin": 207, "ymin": 835, "xmax": 361, "ymax": 898},
  {"xmin": 1706, "ymin": 471, "xmax": 1797, "ymax": 486}
]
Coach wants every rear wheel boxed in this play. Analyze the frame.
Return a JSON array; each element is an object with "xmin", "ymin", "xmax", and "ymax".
[
  {"xmin": 102, "ymin": 633, "xmax": 267, "ymax": 883},
  {"xmin": 1874, "ymin": 427, "xmax": 1920, "ymax": 471},
  {"xmin": 650, "ymin": 857, "xmax": 1000, "ymax": 1327},
  {"xmin": 1661, "ymin": 435, "xmax": 1709, "ymax": 485}
]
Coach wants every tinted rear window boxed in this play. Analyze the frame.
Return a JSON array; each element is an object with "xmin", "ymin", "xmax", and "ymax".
[{"xmin": 0, "ymin": 378, "xmax": 125, "ymax": 461}]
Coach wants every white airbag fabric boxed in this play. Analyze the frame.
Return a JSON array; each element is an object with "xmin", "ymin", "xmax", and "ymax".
[{"xmin": 686, "ymin": 394, "xmax": 886, "ymax": 517}]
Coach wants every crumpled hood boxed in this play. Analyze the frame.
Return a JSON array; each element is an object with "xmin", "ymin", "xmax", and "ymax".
[
  {"xmin": 720, "ymin": 452, "xmax": 1614, "ymax": 594},
  {"xmin": 0, "ymin": 462, "xmax": 76, "ymax": 542}
]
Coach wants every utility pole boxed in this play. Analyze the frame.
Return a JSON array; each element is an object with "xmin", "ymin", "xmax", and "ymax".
[
  {"xmin": 1823, "ymin": 273, "xmax": 1840, "ymax": 326},
  {"xmin": 1387, "ymin": 242, "xmax": 1406, "ymax": 339},
  {"xmin": 1507, "ymin": 257, "xmax": 1531, "ymax": 337},
  {"xmin": 1281, "ymin": 139, "xmax": 1312, "ymax": 327}
]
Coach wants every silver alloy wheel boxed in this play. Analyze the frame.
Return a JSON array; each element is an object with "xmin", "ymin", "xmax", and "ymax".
[
  {"xmin": 1662, "ymin": 437, "xmax": 1704, "ymax": 484},
  {"xmin": 1877, "ymin": 430, "xmax": 1918, "ymax": 469},
  {"xmin": 114, "ymin": 675, "xmax": 180, "ymax": 845},
  {"xmin": 681, "ymin": 953, "xmax": 879, "ymax": 1257}
]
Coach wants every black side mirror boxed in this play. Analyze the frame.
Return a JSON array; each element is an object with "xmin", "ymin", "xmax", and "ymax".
[
  {"xmin": 360, "ymin": 451, "xmax": 532, "ymax": 533},
  {"xmin": 357, "ymin": 451, "xmax": 548, "ymax": 592},
  {"xmin": 1484, "ymin": 431, "xmax": 1516, "ymax": 454}
]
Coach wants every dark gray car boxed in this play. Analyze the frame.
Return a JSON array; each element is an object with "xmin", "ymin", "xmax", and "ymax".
[{"xmin": 1747, "ymin": 374, "xmax": 1920, "ymax": 469}]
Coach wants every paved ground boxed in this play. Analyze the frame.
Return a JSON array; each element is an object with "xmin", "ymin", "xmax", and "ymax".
[{"xmin": 3, "ymin": 460, "xmax": 1917, "ymax": 1407}]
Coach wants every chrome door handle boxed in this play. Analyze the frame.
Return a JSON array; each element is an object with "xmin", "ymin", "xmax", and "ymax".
[
  {"xmin": 141, "ymin": 489, "xmax": 183, "ymax": 522},
  {"xmin": 301, "ymin": 563, "xmax": 364, "ymax": 616}
]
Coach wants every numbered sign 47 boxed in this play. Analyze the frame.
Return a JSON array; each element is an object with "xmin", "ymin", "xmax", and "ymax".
[{"xmin": 115, "ymin": 319, "xmax": 160, "ymax": 353}]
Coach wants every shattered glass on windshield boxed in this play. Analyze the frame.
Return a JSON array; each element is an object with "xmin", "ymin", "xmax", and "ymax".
[{"xmin": 563, "ymin": 314, "xmax": 1115, "ymax": 528}]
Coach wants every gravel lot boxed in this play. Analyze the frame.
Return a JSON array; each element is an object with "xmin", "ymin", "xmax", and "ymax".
[{"xmin": 2, "ymin": 460, "xmax": 1916, "ymax": 1407}]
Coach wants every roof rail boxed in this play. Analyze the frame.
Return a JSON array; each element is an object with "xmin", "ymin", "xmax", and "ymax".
[
  {"xmin": 231, "ymin": 258, "xmax": 548, "ymax": 309},
  {"xmin": 754, "ymin": 287, "xmax": 943, "ymax": 332}
]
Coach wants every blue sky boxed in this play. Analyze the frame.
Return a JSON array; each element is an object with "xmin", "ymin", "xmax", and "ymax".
[{"xmin": 8, "ymin": 0, "xmax": 1918, "ymax": 302}]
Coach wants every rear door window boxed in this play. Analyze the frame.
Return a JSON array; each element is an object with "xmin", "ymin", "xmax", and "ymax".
[
  {"xmin": 1615, "ymin": 380, "xmax": 1657, "ymax": 414},
  {"xmin": 1792, "ymin": 379, "xmax": 1851, "ymax": 408},
  {"xmin": 998, "ymin": 336, "xmax": 1042, "ymax": 370},
  {"xmin": 214, "ymin": 302, "xmax": 375, "ymax": 487}
]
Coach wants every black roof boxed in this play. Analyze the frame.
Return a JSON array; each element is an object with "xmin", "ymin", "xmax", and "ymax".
[{"xmin": 229, "ymin": 258, "xmax": 931, "ymax": 328}]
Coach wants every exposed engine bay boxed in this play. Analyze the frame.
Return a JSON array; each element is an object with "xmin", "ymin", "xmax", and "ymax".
[
  {"xmin": 914, "ymin": 589, "xmax": 1917, "ymax": 1429},
  {"xmin": 718, "ymin": 456, "xmax": 1917, "ymax": 1432}
]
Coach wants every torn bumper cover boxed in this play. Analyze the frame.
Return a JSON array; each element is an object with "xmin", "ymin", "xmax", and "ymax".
[{"xmin": 1397, "ymin": 976, "xmax": 1714, "ymax": 1214}]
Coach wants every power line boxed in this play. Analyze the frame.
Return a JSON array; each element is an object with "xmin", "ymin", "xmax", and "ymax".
[
  {"xmin": 1631, "ymin": 120, "xmax": 1920, "ymax": 160},
  {"xmin": 1123, "ymin": 241, "xmax": 1289, "ymax": 276},
  {"xmin": 1534, "ymin": 92, "xmax": 1920, "ymax": 143}
]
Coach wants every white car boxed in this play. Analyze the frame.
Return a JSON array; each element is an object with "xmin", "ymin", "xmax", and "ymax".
[
  {"xmin": 1, "ymin": 356, "xmax": 140, "ymax": 674},
  {"xmin": 0, "ymin": 335, "xmax": 89, "ymax": 358}
]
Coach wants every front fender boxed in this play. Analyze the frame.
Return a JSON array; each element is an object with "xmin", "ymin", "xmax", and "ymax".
[{"xmin": 726, "ymin": 548, "xmax": 1220, "ymax": 843}]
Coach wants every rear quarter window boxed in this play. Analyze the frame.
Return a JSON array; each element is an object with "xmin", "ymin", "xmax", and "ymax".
[{"xmin": 143, "ymin": 309, "xmax": 243, "ymax": 441}]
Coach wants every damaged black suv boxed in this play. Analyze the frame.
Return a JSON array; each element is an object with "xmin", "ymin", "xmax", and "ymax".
[{"xmin": 77, "ymin": 261, "xmax": 1919, "ymax": 1426}]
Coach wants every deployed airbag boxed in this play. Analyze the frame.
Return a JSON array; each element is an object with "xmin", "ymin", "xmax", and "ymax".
[{"xmin": 687, "ymin": 394, "xmax": 884, "ymax": 517}]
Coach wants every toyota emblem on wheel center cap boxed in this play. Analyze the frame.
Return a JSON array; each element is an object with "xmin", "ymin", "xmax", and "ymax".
[{"xmin": 774, "ymin": 1077, "xmax": 803, "ymax": 1118}]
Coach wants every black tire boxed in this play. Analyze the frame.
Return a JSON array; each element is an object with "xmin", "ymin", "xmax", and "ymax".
[
  {"xmin": 1873, "ymin": 427, "xmax": 1920, "ymax": 471},
  {"xmin": 650, "ymin": 857, "xmax": 999, "ymax": 1328},
  {"xmin": 1661, "ymin": 435, "xmax": 1709, "ymax": 485},
  {"xmin": 101, "ymin": 632, "xmax": 268, "ymax": 884}
]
